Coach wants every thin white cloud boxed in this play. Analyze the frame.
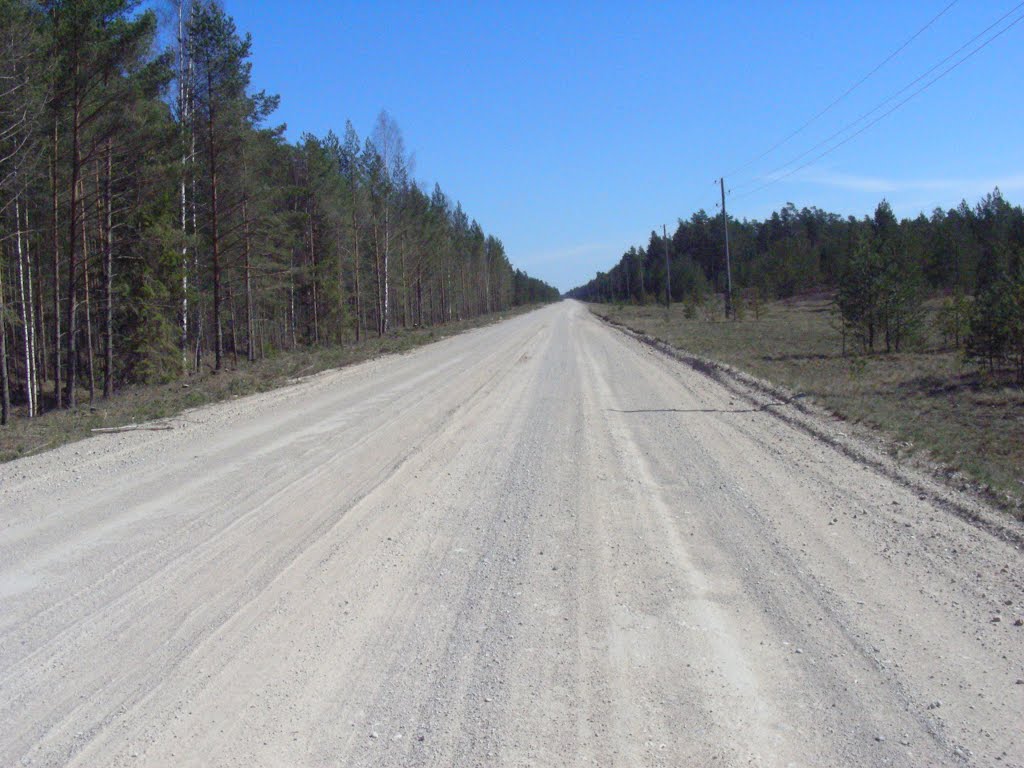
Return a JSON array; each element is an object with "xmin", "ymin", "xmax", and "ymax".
[{"xmin": 795, "ymin": 169, "xmax": 1024, "ymax": 195}]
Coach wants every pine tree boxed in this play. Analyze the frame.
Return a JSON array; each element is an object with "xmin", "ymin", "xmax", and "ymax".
[
  {"xmin": 189, "ymin": 1, "xmax": 277, "ymax": 370},
  {"xmin": 46, "ymin": 0, "xmax": 159, "ymax": 406}
]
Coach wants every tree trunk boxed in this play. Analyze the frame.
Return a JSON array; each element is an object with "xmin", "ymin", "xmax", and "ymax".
[
  {"xmin": 193, "ymin": 291, "xmax": 203, "ymax": 372},
  {"xmin": 372, "ymin": 221, "xmax": 383, "ymax": 336},
  {"xmin": 336, "ymin": 215, "xmax": 345, "ymax": 344},
  {"xmin": 15, "ymin": 195, "xmax": 37, "ymax": 417},
  {"xmin": 401, "ymin": 234, "xmax": 409, "ymax": 328},
  {"xmin": 102, "ymin": 141, "xmax": 113, "ymax": 398},
  {"xmin": 310, "ymin": 280, "xmax": 319, "ymax": 345},
  {"xmin": 80, "ymin": 180, "xmax": 95, "ymax": 403},
  {"xmin": 190, "ymin": 63, "xmax": 200, "ymax": 372},
  {"xmin": 65, "ymin": 83, "xmax": 81, "ymax": 408},
  {"xmin": 25, "ymin": 201, "xmax": 39, "ymax": 414},
  {"xmin": 178, "ymin": 0, "xmax": 192, "ymax": 373},
  {"xmin": 15, "ymin": 193, "xmax": 36, "ymax": 418},
  {"xmin": 51, "ymin": 116, "xmax": 62, "ymax": 408},
  {"xmin": 243, "ymin": 196, "xmax": 255, "ymax": 362},
  {"xmin": 192, "ymin": 237, "xmax": 201, "ymax": 372},
  {"xmin": 416, "ymin": 276, "xmax": 423, "ymax": 328},
  {"xmin": 228, "ymin": 284, "xmax": 238, "ymax": 367},
  {"xmin": 444, "ymin": 268, "xmax": 453, "ymax": 322},
  {"xmin": 0, "ymin": 260, "xmax": 10, "ymax": 424},
  {"xmin": 288, "ymin": 253, "xmax": 297, "ymax": 349},
  {"xmin": 206, "ymin": 82, "xmax": 223, "ymax": 371},
  {"xmin": 34, "ymin": 212, "xmax": 47, "ymax": 388},
  {"xmin": 308, "ymin": 214, "xmax": 319, "ymax": 345},
  {"xmin": 382, "ymin": 193, "xmax": 390, "ymax": 334},
  {"xmin": 352, "ymin": 208, "xmax": 362, "ymax": 342},
  {"xmin": 459, "ymin": 265, "xmax": 468, "ymax": 320},
  {"xmin": 483, "ymin": 248, "xmax": 491, "ymax": 315}
]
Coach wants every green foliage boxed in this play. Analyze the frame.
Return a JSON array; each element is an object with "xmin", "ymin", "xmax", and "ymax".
[
  {"xmin": 878, "ymin": 259, "xmax": 925, "ymax": 354},
  {"xmin": 513, "ymin": 269, "xmax": 560, "ymax": 304},
  {"xmin": 836, "ymin": 246, "xmax": 924, "ymax": 354},
  {"xmin": 935, "ymin": 290, "xmax": 971, "ymax": 349},
  {"xmin": 732, "ymin": 294, "xmax": 746, "ymax": 321},
  {"xmin": 568, "ymin": 191, "xmax": 1024, "ymax": 357},
  {"xmin": 119, "ymin": 221, "xmax": 183, "ymax": 384},
  {"xmin": 190, "ymin": 3, "xmax": 277, "ymax": 133},
  {"xmin": 1014, "ymin": 278, "xmax": 1024, "ymax": 383},
  {"xmin": 0, "ymin": 0, "xmax": 558, "ymax": 422},
  {"xmin": 836, "ymin": 243, "xmax": 884, "ymax": 352},
  {"xmin": 966, "ymin": 269, "xmax": 1024, "ymax": 380},
  {"xmin": 743, "ymin": 286, "xmax": 762, "ymax": 320}
]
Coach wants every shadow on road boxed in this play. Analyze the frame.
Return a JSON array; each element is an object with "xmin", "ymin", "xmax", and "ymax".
[{"xmin": 608, "ymin": 402, "xmax": 788, "ymax": 414}]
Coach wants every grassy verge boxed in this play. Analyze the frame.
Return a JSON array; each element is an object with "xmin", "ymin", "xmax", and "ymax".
[
  {"xmin": 591, "ymin": 297, "xmax": 1024, "ymax": 511},
  {"xmin": 0, "ymin": 307, "xmax": 538, "ymax": 462}
]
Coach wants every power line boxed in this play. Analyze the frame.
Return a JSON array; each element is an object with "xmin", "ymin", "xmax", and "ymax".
[
  {"xmin": 732, "ymin": 8, "xmax": 1024, "ymax": 201},
  {"xmin": 725, "ymin": 0, "xmax": 960, "ymax": 179},
  {"xmin": 731, "ymin": 1, "xmax": 1024, "ymax": 194}
]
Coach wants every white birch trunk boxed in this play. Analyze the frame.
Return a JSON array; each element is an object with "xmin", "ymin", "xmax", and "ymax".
[{"xmin": 15, "ymin": 192, "xmax": 35, "ymax": 417}]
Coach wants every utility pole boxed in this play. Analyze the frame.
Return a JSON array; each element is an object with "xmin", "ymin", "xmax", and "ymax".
[
  {"xmin": 720, "ymin": 177, "xmax": 733, "ymax": 319},
  {"xmin": 663, "ymin": 224, "xmax": 671, "ymax": 309}
]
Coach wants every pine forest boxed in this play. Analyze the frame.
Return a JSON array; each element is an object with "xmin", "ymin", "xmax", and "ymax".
[
  {"xmin": 567, "ymin": 194, "xmax": 1024, "ymax": 379},
  {"xmin": 0, "ymin": 0, "xmax": 559, "ymax": 425}
]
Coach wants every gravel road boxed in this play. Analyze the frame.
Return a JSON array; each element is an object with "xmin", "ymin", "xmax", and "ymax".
[{"xmin": 1, "ymin": 300, "xmax": 1022, "ymax": 767}]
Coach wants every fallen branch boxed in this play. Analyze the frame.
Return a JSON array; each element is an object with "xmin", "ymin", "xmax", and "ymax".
[{"xmin": 91, "ymin": 424, "xmax": 175, "ymax": 434}]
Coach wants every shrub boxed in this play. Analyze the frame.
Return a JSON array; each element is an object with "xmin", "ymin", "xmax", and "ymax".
[
  {"xmin": 837, "ymin": 242, "xmax": 924, "ymax": 353},
  {"xmin": 966, "ymin": 269, "xmax": 1024, "ymax": 381},
  {"xmin": 935, "ymin": 290, "xmax": 971, "ymax": 349}
]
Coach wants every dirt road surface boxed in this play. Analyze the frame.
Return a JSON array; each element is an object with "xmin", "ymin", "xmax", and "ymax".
[{"xmin": 1, "ymin": 301, "xmax": 1022, "ymax": 767}]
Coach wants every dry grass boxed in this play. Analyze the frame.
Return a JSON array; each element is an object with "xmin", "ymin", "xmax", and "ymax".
[
  {"xmin": 0, "ymin": 308, "xmax": 536, "ymax": 462},
  {"xmin": 592, "ymin": 296, "xmax": 1024, "ymax": 509}
]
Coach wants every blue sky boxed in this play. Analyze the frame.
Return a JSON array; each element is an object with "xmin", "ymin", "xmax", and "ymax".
[{"xmin": 222, "ymin": 1, "xmax": 1024, "ymax": 292}]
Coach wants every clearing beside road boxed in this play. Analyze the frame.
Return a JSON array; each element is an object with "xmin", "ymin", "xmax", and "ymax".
[{"xmin": 1, "ymin": 300, "xmax": 1021, "ymax": 766}]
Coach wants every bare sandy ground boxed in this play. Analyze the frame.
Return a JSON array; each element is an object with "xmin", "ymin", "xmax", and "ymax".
[{"xmin": 0, "ymin": 300, "xmax": 1021, "ymax": 767}]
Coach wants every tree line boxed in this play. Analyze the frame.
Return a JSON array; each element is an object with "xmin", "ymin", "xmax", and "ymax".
[
  {"xmin": 0, "ymin": 0, "xmax": 558, "ymax": 425},
  {"xmin": 566, "ymin": 190, "xmax": 1024, "ymax": 380}
]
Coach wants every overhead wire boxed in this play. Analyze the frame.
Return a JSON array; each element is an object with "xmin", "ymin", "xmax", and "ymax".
[
  {"xmin": 731, "ymin": 0, "xmax": 1024, "ymax": 193},
  {"xmin": 731, "ymin": 7, "xmax": 1024, "ymax": 201},
  {"xmin": 724, "ymin": 0, "xmax": 960, "ymax": 179}
]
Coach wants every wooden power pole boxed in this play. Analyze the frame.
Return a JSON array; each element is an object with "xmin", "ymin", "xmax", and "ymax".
[
  {"xmin": 663, "ymin": 224, "xmax": 671, "ymax": 308},
  {"xmin": 720, "ymin": 177, "xmax": 733, "ymax": 319}
]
